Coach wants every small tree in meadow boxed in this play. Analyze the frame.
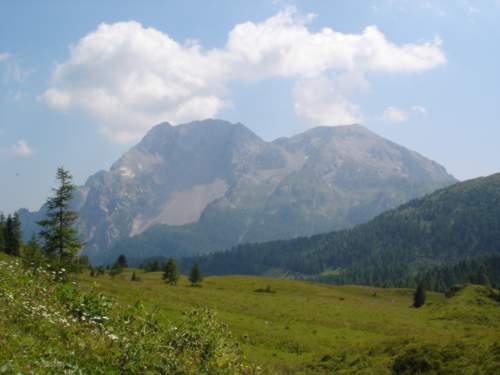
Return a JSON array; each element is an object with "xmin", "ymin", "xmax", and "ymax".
[
  {"xmin": 163, "ymin": 258, "xmax": 180, "ymax": 285},
  {"xmin": 413, "ymin": 283, "xmax": 426, "ymax": 308},
  {"xmin": 189, "ymin": 262, "xmax": 202, "ymax": 287},
  {"xmin": 116, "ymin": 254, "xmax": 128, "ymax": 268},
  {"xmin": 38, "ymin": 167, "xmax": 81, "ymax": 261}
]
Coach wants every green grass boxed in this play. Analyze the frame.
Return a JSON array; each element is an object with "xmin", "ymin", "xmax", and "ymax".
[
  {"xmin": 0, "ymin": 253, "xmax": 255, "ymax": 374},
  {"xmin": 78, "ymin": 268, "xmax": 500, "ymax": 374}
]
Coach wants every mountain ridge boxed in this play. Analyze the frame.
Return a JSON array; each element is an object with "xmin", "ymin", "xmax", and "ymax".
[{"xmin": 19, "ymin": 119, "xmax": 456, "ymax": 263}]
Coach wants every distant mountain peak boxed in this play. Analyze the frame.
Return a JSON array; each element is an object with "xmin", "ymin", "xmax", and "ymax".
[{"xmin": 19, "ymin": 119, "xmax": 457, "ymax": 263}]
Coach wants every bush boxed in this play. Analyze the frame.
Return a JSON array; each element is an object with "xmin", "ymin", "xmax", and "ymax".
[
  {"xmin": 254, "ymin": 285, "xmax": 276, "ymax": 294},
  {"xmin": 392, "ymin": 346, "xmax": 444, "ymax": 374}
]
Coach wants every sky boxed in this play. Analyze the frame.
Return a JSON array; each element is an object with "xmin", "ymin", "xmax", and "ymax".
[{"xmin": 1, "ymin": 0, "xmax": 499, "ymax": 213}]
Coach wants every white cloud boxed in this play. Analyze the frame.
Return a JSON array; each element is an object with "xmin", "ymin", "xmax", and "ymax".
[
  {"xmin": 293, "ymin": 75, "xmax": 363, "ymax": 126},
  {"xmin": 383, "ymin": 106, "xmax": 408, "ymax": 123},
  {"xmin": 42, "ymin": 21, "xmax": 231, "ymax": 142},
  {"xmin": 9, "ymin": 140, "xmax": 34, "ymax": 157},
  {"xmin": 225, "ymin": 10, "xmax": 445, "ymax": 77},
  {"xmin": 43, "ymin": 9, "xmax": 446, "ymax": 142},
  {"xmin": 383, "ymin": 105, "xmax": 428, "ymax": 123},
  {"xmin": 0, "ymin": 52, "xmax": 10, "ymax": 62}
]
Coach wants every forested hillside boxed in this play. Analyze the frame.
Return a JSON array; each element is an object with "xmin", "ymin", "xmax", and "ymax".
[{"xmin": 188, "ymin": 173, "xmax": 500, "ymax": 288}]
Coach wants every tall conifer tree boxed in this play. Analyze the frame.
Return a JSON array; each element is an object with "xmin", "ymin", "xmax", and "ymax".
[
  {"xmin": 38, "ymin": 167, "xmax": 81, "ymax": 259},
  {"xmin": 5, "ymin": 213, "xmax": 21, "ymax": 256},
  {"xmin": 189, "ymin": 262, "xmax": 202, "ymax": 286},
  {"xmin": 413, "ymin": 283, "xmax": 426, "ymax": 308},
  {"xmin": 0, "ymin": 213, "xmax": 5, "ymax": 253},
  {"xmin": 163, "ymin": 258, "xmax": 180, "ymax": 285}
]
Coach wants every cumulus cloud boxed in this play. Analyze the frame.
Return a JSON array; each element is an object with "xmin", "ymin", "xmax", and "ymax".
[
  {"xmin": 383, "ymin": 106, "xmax": 408, "ymax": 123},
  {"xmin": 41, "ymin": 22, "xmax": 230, "ymax": 142},
  {"xmin": 293, "ymin": 75, "xmax": 364, "ymax": 126},
  {"xmin": 383, "ymin": 105, "xmax": 428, "ymax": 123},
  {"xmin": 225, "ymin": 10, "xmax": 444, "ymax": 77},
  {"xmin": 9, "ymin": 140, "xmax": 34, "ymax": 157},
  {"xmin": 42, "ymin": 9, "xmax": 446, "ymax": 142}
]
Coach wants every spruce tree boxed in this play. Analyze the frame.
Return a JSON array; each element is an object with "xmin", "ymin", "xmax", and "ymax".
[
  {"xmin": 189, "ymin": 262, "xmax": 202, "ymax": 286},
  {"xmin": 163, "ymin": 258, "xmax": 180, "ymax": 285},
  {"xmin": 413, "ymin": 283, "xmax": 426, "ymax": 308},
  {"xmin": 116, "ymin": 254, "xmax": 128, "ymax": 268},
  {"xmin": 38, "ymin": 167, "xmax": 81, "ymax": 259},
  {"xmin": 5, "ymin": 213, "xmax": 21, "ymax": 256},
  {"xmin": 0, "ymin": 213, "xmax": 5, "ymax": 253}
]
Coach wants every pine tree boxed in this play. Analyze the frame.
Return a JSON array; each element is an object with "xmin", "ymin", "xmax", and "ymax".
[
  {"xmin": 189, "ymin": 262, "xmax": 202, "ymax": 286},
  {"xmin": 163, "ymin": 258, "xmax": 180, "ymax": 285},
  {"xmin": 116, "ymin": 254, "xmax": 128, "ymax": 268},
  {"xmin": 0, "ymin": 213, "xmax": 5, "ymax": 253},
  {"xmin": 413, "ymin": 283, "xmax": 426, "ymax": 308},
  {"xmin": 38, "ymin": 167, "xmax": 81, "ymax": 259},
  {"xmin": 5, "ymin": 213, "xmax": 21, "ymax": 256}
]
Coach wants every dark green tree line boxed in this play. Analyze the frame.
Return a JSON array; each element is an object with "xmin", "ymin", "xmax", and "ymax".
[{"xmin": 180, "ymin": 173, "xmax": 500, "ymax": 291}]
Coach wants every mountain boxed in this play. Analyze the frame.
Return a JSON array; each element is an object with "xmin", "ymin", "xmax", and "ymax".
[
  {"xmin": 20, "ymin": 119, "xmax": 456, "ymax": 263},
  {"xmin": 190, "ymin": 173, "xmax": 500, "ymax": 288}
]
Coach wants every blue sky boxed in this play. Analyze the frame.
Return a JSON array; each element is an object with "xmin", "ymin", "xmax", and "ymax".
[{"xmin": 1, "ymin": 0, "xmax": 499, "ymax": 213}]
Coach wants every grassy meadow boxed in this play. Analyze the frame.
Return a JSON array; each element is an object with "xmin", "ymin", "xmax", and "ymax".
[{"xmin": 78, "ymin": 268, "xmax": 500, "ymax": 374}]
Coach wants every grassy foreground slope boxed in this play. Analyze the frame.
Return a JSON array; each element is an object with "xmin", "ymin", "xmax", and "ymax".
[
  {"xmin": 79, "ymin": 269, "xmax": 500, "ymax": 374},
  {"xmin": 0, "ymin": 253, "xmax": 255, "ymax": 374}
]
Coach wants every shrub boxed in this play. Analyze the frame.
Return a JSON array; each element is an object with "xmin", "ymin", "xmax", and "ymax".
[
  {"xmin": 392, "ymin": 346, "xmax": 443, "ymax": 374},
  {"xmin": 254, "ymin": 285, "xmax": 276, "ymax": 294}
]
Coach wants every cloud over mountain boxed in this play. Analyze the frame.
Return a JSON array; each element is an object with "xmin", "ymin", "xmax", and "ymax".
[{"xmin": 43, "ymin": 8, "xmax": 445, "ymax": 142}]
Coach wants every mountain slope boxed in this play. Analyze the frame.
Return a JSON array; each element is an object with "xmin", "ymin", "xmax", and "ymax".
[
  {"xmin": 20, "ymin": 119, "xmax": 456, "ymax": 263},
  {"xmin": 106, "ymin": 122, "xmax": 454, "ymax": 263},
  {"xmin": 191, "ymin": 173, "xmax": 500, "ymax": 287}
]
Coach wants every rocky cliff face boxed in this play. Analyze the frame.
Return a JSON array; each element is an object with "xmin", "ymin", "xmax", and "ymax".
[{"xmin": 20, "ymin": 119, "xmax": 456, "ymax": 263}]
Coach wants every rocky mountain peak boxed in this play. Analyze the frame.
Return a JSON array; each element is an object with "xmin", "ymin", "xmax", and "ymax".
[{"xmin": 19, "ymin": 119, "xmax": 457, "ymax": 263}]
